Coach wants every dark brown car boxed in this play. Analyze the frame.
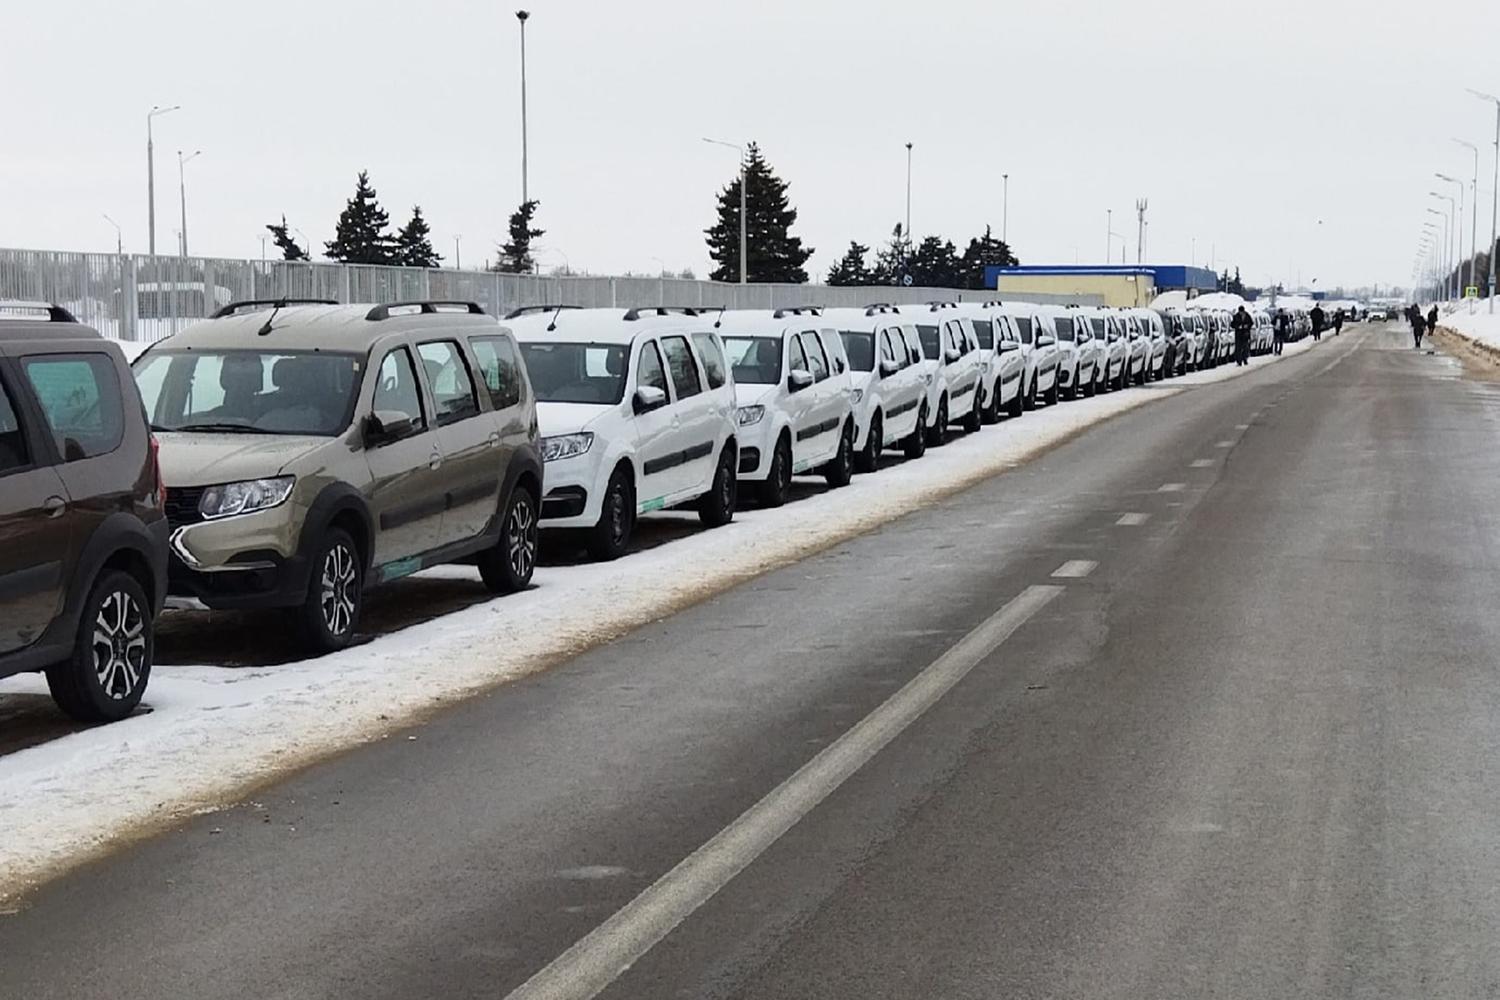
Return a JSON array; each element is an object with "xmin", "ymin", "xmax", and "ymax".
[{"xmin": 0, "ymin": 302, "xmax": 168, "ymax": 721}]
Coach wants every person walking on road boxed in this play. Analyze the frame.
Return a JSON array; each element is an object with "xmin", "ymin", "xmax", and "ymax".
[
  {"xmin": 1409, "ymin": 304, "xmax": 1425, "ymax": 349},
  {"xmin": 1232, "ymin": 306, "xmax": 1254, "ymax": 366},
  {"xmin": 1274, "ymin": 310, "xmax": 1288, "ymax": 355},
  {"xmin": 1426, "ymin": 305, "xmax": 1439, "ymax": 341},
  {"xmin": 1310, "ymin": 303, "xmax": 1325, "ymax": 342},
  {"xmin": 1334, "ymin": 309, "xmax": 1344, "ymax": 336}
]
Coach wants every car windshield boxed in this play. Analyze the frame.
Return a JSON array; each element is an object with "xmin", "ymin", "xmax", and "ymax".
[
  {"xmin": 839, "ymin": 331, "xmax": 876, "ymax": 372},
  {"xmin": 519, "ymin": 342, "xmax": 629, "ymax": 404},
  {"xmin": 1054, "ymin": 317, "xmax": 1075, "ymax": 341},
  {"xmin": 917, "ymin": 324, "xmax": 941, "ymax": 359},
  {"xmin": 722, "ymin": 336, "xmax": 783, "ymax": 384},
  {"xmin": 133, "ymin": 349, "xmax": 360, "ymax": 436}
]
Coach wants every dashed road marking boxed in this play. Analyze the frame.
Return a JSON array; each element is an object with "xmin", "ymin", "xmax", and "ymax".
[
  {"xmin": 1190, "ymin": 459, "xmax": 1214, "ymax": 468},
  {"xmin": 1117, "ymin": 512, "xmax": 1151, "ymax": 525},
  {"xmin": 501, "ymin": 584, "xmax": 1064, "ymax": 1000},
  {"xmin": 1052, "ymin": 560, "xmax": 1098, "ymax": 579},
  {"xmin": 1159, "ymin": 483, "xmax": 1186, "ymax": 492},
  {"xmin": 1215, "ymin": 441, "xmax": 1234, "ymax": 448},
  {"xmin": 1235, "ymin": 424, "xmax": 1250, "ymax": 430}
]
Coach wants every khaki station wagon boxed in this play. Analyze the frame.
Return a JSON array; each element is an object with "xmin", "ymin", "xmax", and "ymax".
[{"xmin": 132, "ymin": 299, "xmax": 543, "ymax": 652}]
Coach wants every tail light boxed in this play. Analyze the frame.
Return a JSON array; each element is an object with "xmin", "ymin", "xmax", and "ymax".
[{"xmin": 149, "ymin": 434, "xmax": 166, "ymax": 508}]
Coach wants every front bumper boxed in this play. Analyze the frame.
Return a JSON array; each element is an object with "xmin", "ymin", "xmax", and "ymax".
[
  {"xmin": 165, "ymin": 501, "xmax": 307, "ymax": 610},
  {"xmin": 733, "ymin": 417, "xmax": 777, "ymax": 481},
  {"xmin": 538, "ymin": 452, "xmax": 609, "ymax": 529}
]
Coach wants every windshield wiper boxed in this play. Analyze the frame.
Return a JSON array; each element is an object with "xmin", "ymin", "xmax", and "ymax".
[{"xmin": 171, "ymin": 422, "xmax": 276, "ymax": 435}]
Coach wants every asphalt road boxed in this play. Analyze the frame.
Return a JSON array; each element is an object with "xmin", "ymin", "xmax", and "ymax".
[{"xmin": 8, "ymin": 324, "xmax": 1500, "ymax": 999}]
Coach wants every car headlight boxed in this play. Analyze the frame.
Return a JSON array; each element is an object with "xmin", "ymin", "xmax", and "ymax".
[
  {"xmin": 736, "ymin": 405, "xmax": 766, "ymax": 427},
  {"xmin": 197, "ymin": 476, "xmax": 295, "ymax": 520},
  {"xmin": 541, "ymin": 432, "xmax": 594, "ymax": 463},
  {"xmin": 850, "ymin": 388, "xmax": 864, "ymax": 405}
]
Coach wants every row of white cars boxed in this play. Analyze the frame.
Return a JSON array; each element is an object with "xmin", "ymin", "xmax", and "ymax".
[{"xmin": 506, "ymin": 299, "xmax": 1256, "ymax": 560}]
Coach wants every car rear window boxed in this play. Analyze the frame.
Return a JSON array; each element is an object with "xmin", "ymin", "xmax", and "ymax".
[
  {"xmin": 470, "ymin": 335, "xmax": 525, "ymax": 410},
  {"xmin": 21, "ymin": 353, "xmax": 125, "ymax": 460},
  {"xmin": 0, "ymin": 377, "xmax": 30, "ymax": 473},
  {"xmin": 840, "ymin": 331, "xmax": 875, "ymax": 372},
  {"xmin": 690, "ymin": 333, "xmax": 729, "ymax": 389}
]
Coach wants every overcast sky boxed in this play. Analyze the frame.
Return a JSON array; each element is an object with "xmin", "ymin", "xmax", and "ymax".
[{"xmin": 5, "ymin": 0, "xmax": 1498, "ymax": 290}]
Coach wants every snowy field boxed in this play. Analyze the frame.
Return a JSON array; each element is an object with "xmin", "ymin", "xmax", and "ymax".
[
  {"xmin": 1433, "ymin": 297, "xmax": 1500, "ymax": 351},
  {"xmin": 0, "ymin": 335, "xmax": 1324, "ymax": 900}
]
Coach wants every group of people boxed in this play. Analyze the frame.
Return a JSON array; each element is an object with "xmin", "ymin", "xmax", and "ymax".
[
  {"xmin": 1406, "ymin": 303, "xmax": 1440, "ymax": 349},
  {"xmin": 1229, "ymin": 303, "xmax": 1345, "ymax": 366}
]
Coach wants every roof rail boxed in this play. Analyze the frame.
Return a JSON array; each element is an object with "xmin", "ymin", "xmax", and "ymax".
[
  {"xmin": 621, "ymin": 306, "xmax": 702, "ymax": 321},
  {"xmin": 925, "ymin": 300, "xmax": 958, "ymax": 309},
  {"xmin": 772, "ymin": 305, "xmax": 822, "ymax": 318},
  {"xmin": 504, "ymin": 304, "xmax": 581, "ymax": 319},
  {"xmin": 862, "ymin": 303, "xmax": 901, "ymax": 316},
  {"xmin": 0, "ymin": 300, "xmax": 78, "ymax": 323},
  {"xmin": 365, "ymin": 300, "xmax": 488, "ymax": 321},
  {"xmin": 212, "ymin": 298, "xmax": 338, "ymax": 319}
]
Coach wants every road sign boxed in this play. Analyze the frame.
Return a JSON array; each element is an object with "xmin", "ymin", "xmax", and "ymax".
[
  {"xmin": 902, "ymin": 274, "xmax": 913, "ymax": 287},
  {"xmin": 1466, "ymin": 285, "xmax": 1480, "ymax": 299}
]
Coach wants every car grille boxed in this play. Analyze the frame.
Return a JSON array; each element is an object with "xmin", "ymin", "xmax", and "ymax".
[{"xmin": 164, "ymin": 485, "xmax": 207, "ymax": 530}]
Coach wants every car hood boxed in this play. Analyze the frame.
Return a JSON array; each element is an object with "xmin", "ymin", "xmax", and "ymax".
[
  {"xmin": 536, "ymin": 400, "xmax": 618, "ymax": 437},
  {"xmin": 733, "ymin": 383, "xmax": 779, "ymax": 408},
  {"xmin": 156, "ymin": 432, "xmax": 330, "ymax": 487}
]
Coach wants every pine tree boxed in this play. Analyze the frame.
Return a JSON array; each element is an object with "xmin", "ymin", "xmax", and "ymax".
[
  {"xmin": 324, "ymin": 170, "xmax": 397, "ymax": 265},
  {"xmin": 495, "ymin": 199, "xmax": 544, "ymax": 274},
  {"xmin": 826, "ymin": 241, "xmax": 875, "ymax": 286},
  {"xmin": 265, "ymin": 215, "xmax": 307, "ymax": 261},
  {"xmin": 870, "ymin": 224, "xmax": 914, "ymax": 286},
  {"xmin": 704, "ymin": 142, "xmax": 813, "ymax": 283},
  {"xmin": 394, "ymin": 206, "xmax": 441, "ymax": 268},
  {"xmin": 908, "ymin": 236, "xmax": 963, "ymax": 288},
  {"xmin": 958, "ymin": 225, "xmax": 1018, "ymax": 290}
]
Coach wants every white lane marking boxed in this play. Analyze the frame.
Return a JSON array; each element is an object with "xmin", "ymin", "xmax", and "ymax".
[
  {"xmin": 1052, "ymin": 560, "xmax": 1098, "ymax": 579},
  {"xmin": 1158, "ymin": 483, "xmax": 1186, "ymax": 492},
  {"xmin": 1235, "ymin": 424, "xmax": 1250, "ymax": 430},
  {"xmin": 1190, "ymin": 459, "xmax": 1214, "ymax": 468},
  {"xmin": 502, "ymin": 585, "xmax": 1064, "ymax": 1000},
  {"xmin": 1116, "ymin": 512, "xmax": 1151, "ymax": 525},
  {"xmin": 1215, "ymin": 440, "xmax": 1234, "ymax": 448}
]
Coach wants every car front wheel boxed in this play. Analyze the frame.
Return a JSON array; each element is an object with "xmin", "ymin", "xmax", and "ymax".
[
  {"xmin": 698, "ymin": 446, "xmax": 738, "ymax": 527},
  {"xmin": 586, "ymin": 467, "xmax": 634, "ymax": 560},
  {"xmin": 824, "ymin": 421, "xmax": 855, "ymax": 487},
  {"xmin": 855, "ymin": 413, "xmax": 883, "ymax": 473},
  {"xmin": 298, "ymin": 528, "xmax": 362, "ymax": 654}
]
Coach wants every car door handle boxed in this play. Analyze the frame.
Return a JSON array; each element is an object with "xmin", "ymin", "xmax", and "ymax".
[
  {"xmin": 428, "ymin": 451, "xmax": 443, "ymax": 470},
  {"xmin": 487, "ymin": 432, "xmax": 501, "ymax": 448},
  {"xmin": 42, "ymin": 496, "xmax": 66, "ymax": 518}
]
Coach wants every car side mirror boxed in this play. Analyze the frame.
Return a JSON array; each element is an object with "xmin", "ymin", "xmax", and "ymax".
[
  {"xmin": 364, "ymin": 410, "xmax": 415, "ymax": 447},
  {"xmin": 944, "ymin": 348, "xmax": 961, "ymax": 363},
  {"xmin": 787, "ymin": 369, "xmax": 815, "ymax": 392},
  {"xmin": 879, "ymin": 358, "xmax": 901, "ymax": 376},
  {"xmin": 632, "ymin": 385, "xmax": 668, "ymax": 414},
  {"xmin": 1037, "ymin": 336, "xmax": 1055, "ymax": 348},
  {"xmin": 999, "ymin": 342, "xmax": 1019, "ymax": 354}
]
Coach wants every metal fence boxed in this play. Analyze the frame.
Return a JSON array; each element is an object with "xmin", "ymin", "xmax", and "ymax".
[{"xmin": 0, "ymin": 248, "xmax": 1097, "ymax": 341}]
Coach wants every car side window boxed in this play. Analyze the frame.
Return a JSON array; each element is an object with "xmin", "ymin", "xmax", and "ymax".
[
  {"xmin": 903, "ymin": 328, "xmax": 923, "ymax": 364},
  {"xmin": 800, "ymin": 332, "xmax": 829, "ymax": 381},
  {"xmin": 0, "ymin": 376, "xmax": 31, "ymax": 474},
  {"xmin": 972, "ymin": 318, "xmax": 994, "ymax": 350},
  {"xmin": 373, "ymin": 347, "xmax": 427, "ymax": 429},
  {"xmin": 879, "ymin": 329, "xmax": 901, "ymax": 368},
  {"xmin": 19, "ymin": 353, "xmax": 124, "ymax": 461},
  {"xmin": 636, "ymin": 340, "xmax": 670, "ymax": 396},
  {"xmin": 787, "ymin": 333, "xmax": 809, "ymax": 374},
  {"xmin": 470, "ymin": 335, "xmax": 524, "ymax": 410},
  {"xmin": 659, "ymin": 335, "xmax": 703, "ymax": 399},
  {"xmin": 1014, "ymin": 317, "xmax": 1033, "ymax": 344},
  {"xmin": 690, "ymin": 332, "xmax": 728, "ymax": 389},
  {"xmin": 416, "ymin": 341, "xmax": 480, "ymax": 426},
  {"xmin": 819, "ymin": 330, "xmax": 847, "ymax": 374}
]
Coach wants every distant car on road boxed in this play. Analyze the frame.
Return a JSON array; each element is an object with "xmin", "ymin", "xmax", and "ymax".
[
  {"xmin": 136, "ymin": 300, "xmax": 543, "ymax": 651},
  {"xmin": 0, "ymin": 301, "xmax": 168, "ymax": 721},
  {"xmin": 1367, "ymin": 305, "xmax": 1392, "ymax": 321}
]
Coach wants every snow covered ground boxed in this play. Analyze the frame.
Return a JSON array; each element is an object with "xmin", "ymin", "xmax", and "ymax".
[
  {"xmin": 1433, "ymin": 298, "xmax": 1500, "ymax": 351},
  {"xmin": 0, "ymin": 335, "xmax": 1325, "ymax": 899}
]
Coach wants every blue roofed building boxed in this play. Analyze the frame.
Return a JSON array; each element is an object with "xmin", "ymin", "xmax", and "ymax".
[{"xmin": 983, "ymin": 264, "xmax": 1219, "ymax": 307}]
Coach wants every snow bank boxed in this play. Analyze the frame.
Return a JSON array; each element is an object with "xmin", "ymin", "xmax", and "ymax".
[
  {"xmin": 1434, "ymin": 298, "xmax": 1500, "ymax": 352},
  {"xmin": 0, "ymin": 337, "xmax": 1327, "ymax": 897}
]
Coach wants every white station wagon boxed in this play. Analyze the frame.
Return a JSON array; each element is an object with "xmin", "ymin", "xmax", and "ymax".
[
  {"xmin": 905, "ymin": 302, "xmax": 985, "ymax": 445},
  {"xmin": 509, "ymin": 306, "xmax": 740, "ymax": 560},
  {"xmin": 824, "ymin": 306, "xmax": 930, "ymax": 471},
  {"xmin": 714, "ymin": 308, "xmax": 856, "ymax": 506}
]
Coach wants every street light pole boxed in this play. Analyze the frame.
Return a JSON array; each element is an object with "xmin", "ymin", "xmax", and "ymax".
[
  {"xmin": 516, "ymin": 10, "xmax": 530, "ymax": 205},
  {"xmin": 146, "ymin": 104, "xmax": 179, "ymax": 256},
  {"xmin": 703, "ymin": 137, "xmax": 748, "ymax": 283},
  {"xmin": 1470, "ymin": 90, "xmax": 1500, "ymax": 310},
  {"xmin": 1438, "ymin": 174, "xmax": 1465, "ymax": 299},
  {"xmin": 455, "ymin": 235, "xmax": 462, "ymax": 270},
  {"xmin": 905, "ymin": 142, "xmax": 913, "ymax": 245},
  {"xmin": 1002, "ymin": 173, "xmax": 1009, "ymax": 244},
  {"xmin": 178, "ymin": 149, "xmax": 201, "ymax": 257},
  {"xmin": 102, "ymin": 214, "xmax": 123, "ymax": 255},
  {"xmin": 1431, "ymin": 191, "xmax": 1457, "ymax": 300},
  {"xmin": 1454, "ymin": 138, "xmax": 1480, "ymax": 300},
  {"xmin": 1106, "ymin": 209, "xmax": 1112, "ymax": 262},
  {"xmin": 1426, "ymin": 206, "xmax": 1449, "ymax": 300}
]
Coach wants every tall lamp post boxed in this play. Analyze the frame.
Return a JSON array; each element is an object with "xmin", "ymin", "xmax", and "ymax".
[
  {"xmin": 1424, "ymin": 210, "xmax": 1446, "ymax": 298},
  {"xmin": 102, "ymin": 214, "xmax": 123, "ymax": 256},
  {"xmin": 177, "ymin": 149, "xmax": 202, "ymax": 257},
  {"xmin": 146, "ymin": 104, "xmax": 179, "ymax": 256},
  {"xmin": 1437, "ymin": 173, "xmax": 1465, "ymax": 299},
  {"xmin": 454, "ymin": 235, "xmax": 462, "ymax": 270},
  {"xmin": 516, "ymin": 10, "xmax": 530, "ymax": 204},
  {"xmin": 1469, "ymin": 90, "xmax": 1500, "ymax": 309},
  {"xmin": 703, "ymin": 137, "xmax": 747, "ymax": 284},
  {"xmin": 1002, "ymin": 172, "xmax": 1009, "ymax": 244},
  {"xmin": 1454, "ymin": 138, "xmax": 1480, "ymax": 301},
  {"xmin": 1431, "ymin": 192, "xmax": 1457, "ymax": 301}
]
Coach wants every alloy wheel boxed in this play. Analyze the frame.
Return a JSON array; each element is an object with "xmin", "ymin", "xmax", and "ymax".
[
  {"xmin": 506, "ymin": 494, "xmax": 538, "ymax": 580},
  {"xmin": 92, "ymin": 590, "xmax": 147, "ymax": 701},
  {"xmin": 319, "ymin": 542, "xmax": 358, "ymax": 637}
]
